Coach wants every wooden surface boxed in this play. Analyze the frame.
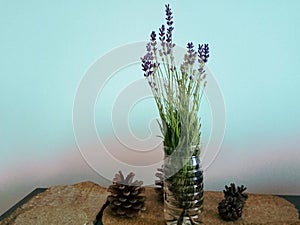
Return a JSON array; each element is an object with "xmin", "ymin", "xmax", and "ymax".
[{"xmin": 0, "ymin": 181, "xmax": 299, "ymax": 225}]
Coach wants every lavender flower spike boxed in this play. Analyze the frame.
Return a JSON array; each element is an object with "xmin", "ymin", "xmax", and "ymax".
[
  {"xmin": 150, "ymin": 31, "xmax": 157, "ymax": 52},
  {"xmin": 198, "ymin": 44, "xmax": 210, "ymax": 63},
  {"xmin": 184, "ymin": 42, "xmax": 197, "ymax": 66},
  {"xmin": 165, "ymin": 4, "xmax": 173, "ymax": 26},
  {"xmin": 165, "ymin": 4, "xmax": 174, "ymax": 44},
  {"xmin": 187, "ymin": 42, "xmax": 195, "ymax": 54},
  {"xmin": 158, "ymin": 25, "xmax": 166, "ymax": 52},
  {"xmin": 151, "ymin": 31, "xmax": 156, "ymax": 42},
  {"xmin": 141, "ymin": 43, "xmax": 154, "ymax": 77}
]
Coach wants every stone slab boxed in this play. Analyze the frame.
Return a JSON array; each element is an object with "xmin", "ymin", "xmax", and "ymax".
[{"xmin": 1, "ymin": 182, "xmax": 299, "ymax": 225}]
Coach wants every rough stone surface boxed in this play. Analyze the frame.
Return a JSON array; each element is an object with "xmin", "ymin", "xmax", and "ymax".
[
  {"xmin": 103, "ymin": 188, "xmax": 300, "ymax": 225},
  {"xmin": 1, "ymin": 182, "xmax": 299, "ymax": 225},
  {"xmin": 0, "ymin": 181, "xmax": 108, "ymax": 225}
]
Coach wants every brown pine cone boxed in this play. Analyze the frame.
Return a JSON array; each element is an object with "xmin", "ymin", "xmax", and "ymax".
[{"xmin": 107, "ymin": 171, "xmax": 146, "ymax": 218}]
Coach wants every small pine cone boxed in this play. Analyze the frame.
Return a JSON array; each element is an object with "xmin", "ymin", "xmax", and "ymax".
[
  {"xmin": 218, "ymin": 196, "xmax": 244, "ymax": 221},
  {"xmin": 218, "ymin": 183, "xmax": 248, "ymax": 221},
  {"xmin": 107, "ymin": 171, "xmax": 146, "ymax": 218},
  {"xmin": 155, "ymin": 166, "xmax": 164, "ymax": 202},
  {"xmin": 223, "ymin": 183, "xmax": 248, "ymax": 203}
]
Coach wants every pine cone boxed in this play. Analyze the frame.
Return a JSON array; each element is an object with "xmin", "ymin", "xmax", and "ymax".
[
  {"xmin": 218, "ymin": 196, "xmax": 244, "ymax": 221},
  {"xmin": 218, "ymin": 183, "xmax": 248, "ymax": 221},
  {"xmin": 107, "ymin": 171, "xmax": 146, "ymax": 218},
  {"xmin": 155, "ymin": 166, "xmax": 164, "ymax": 202},
  {"xmin": 223, "ymin": 183, "xmax": 248, "ymax": 202}
]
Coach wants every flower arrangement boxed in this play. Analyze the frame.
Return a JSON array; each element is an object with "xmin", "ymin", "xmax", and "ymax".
[
  {"xmin": 141, "ymin": 4, "xmax": 209, "ymax": 158},
  {"xmin": 141, "ymin": 4, "xmax": 210, "ymax": 224}
]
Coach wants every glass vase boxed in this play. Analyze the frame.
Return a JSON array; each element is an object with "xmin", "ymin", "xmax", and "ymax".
[{"xmin": 163, "ymin": 152, "xmax": 204, "ymax": 225}]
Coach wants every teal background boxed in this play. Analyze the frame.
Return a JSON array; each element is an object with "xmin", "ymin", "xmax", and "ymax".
[{"xmin": 1, "ymin": 0, "xmax": 300, "ymax": 214}]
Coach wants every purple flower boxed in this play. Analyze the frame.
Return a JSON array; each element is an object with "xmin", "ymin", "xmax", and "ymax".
[
  {"xmin": 165, "ymin": 4, "xmax": 174, "ymax": 44},
  {"xmin": 198, "ymin": 66, "xmax": 205, "ymax": 74},
  {"xmin": 198, "ymin": 44, "xmax": 209, "ymax": 63},
  {"xmin": 187, "ymin": 42, "xmax": 194, "ymax": 54},
  {"xmin": 141, "ymin": 56, "xmax": 153, "ymax": 77},
  {"xmin": 142, "ymin": 4, "xmax": 210, "ymax": 81},
  {"xmin": 150, "ymin": 31, "xmax": 157, "ymax": 51},
  {"xmin": 146, "ymin": 42, "xmax": 151, "ymax": 52},
  {"xmin": 141, "ymin": 43, "xmax": 155, "ymax": 77},
  {"xmin": 151, "ymin": 31, "xmax": 156, "ymax": 42},
  {"xmin": 166, "ymin": 27, "xmax": 173, "ymax": 43},
  {"xmin": 165, "ymin": 4, "xmax": 173, "ymax": 26},
  {"xmin": 159, "ymin": 25, "xmax": 165, "ymax": 38},
  {"xmin": 159, "ymin": 25, "xmax": 165, "ymax": 42},
  {"xmin": 163, "ymin": 4, "xmax": 175, "ymax": 55},
  {"xmin": 186, "ymin": 42, "xmax": 196, "ymax": 65}
]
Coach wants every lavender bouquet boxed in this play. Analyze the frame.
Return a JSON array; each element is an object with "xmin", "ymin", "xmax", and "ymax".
[
  {"xmin": 141, "ymin": 4, "xmax": 210, "ymax": 224},
  {"xmin": 141, "ymin": 4, "xmax": 209, "ymax": 158}
]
